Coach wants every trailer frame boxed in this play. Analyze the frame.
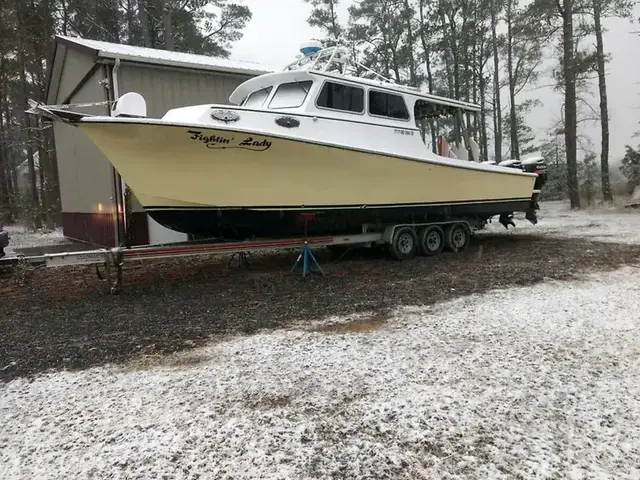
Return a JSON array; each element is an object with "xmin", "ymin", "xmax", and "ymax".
[{"xmin": 1, "ymin": 219, "xmax": 476, "ymax": 294}]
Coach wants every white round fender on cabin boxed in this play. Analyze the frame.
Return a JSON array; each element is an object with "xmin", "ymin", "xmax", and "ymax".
[{"xmin": 111, "ymin": 92, "xmax": 147, "ymax": 118}]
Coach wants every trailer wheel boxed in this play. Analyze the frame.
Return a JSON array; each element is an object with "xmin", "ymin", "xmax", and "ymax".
[
  {"xmin": 388, "ymin": 226, "xmax": 418, "ymax": 260},
  {"xmin": 445, "ymin": 223, "xmax": 470, "ymax": 252},
  {"xmin": 418, "ymin": 225, "xmax": 445, "ymax": 256}
]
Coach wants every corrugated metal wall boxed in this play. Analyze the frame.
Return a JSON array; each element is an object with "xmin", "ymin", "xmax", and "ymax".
[
  {"xmin": 53, "ymin": 60, "xmax": 121, "ymax": 247},
  {"xmin": 118, "ymin": 64, "xmax": 251, "ymax": 117},
  {"xmin": 55, "ymin": 47, "xmax": 97, "ymax": 103},
  {"xmin": 54, "ymin": 67, "xmax": 114, "ymax": 213}
]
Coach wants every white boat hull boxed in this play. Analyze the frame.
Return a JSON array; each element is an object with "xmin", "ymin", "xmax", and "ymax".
[
  {"xmin": 76, "ymin": 120, "xmax": 537, "ymax": 238},
  {"xmin": 79, "ymin": 121, "xmax": 535, "ymax": 207}
]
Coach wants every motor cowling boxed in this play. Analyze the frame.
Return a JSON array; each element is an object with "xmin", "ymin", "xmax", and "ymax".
[{"xmin": 521, "ymin": 156, "xmax": 548, "ymax": 190}]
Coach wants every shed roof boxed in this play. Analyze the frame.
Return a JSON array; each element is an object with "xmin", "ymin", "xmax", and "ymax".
[{"xmin": 57, "ymin": 35, "xmax": 278, "ymax": 76}]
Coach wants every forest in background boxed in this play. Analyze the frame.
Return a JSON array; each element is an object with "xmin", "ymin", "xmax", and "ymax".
[
  {"xmin": 0, "ymin": 0, "xmax": 252, "ymax": 229},
  {"xmin": 304, "ymin": 0, "xmax": 640, "ymax": 207},
  {"xmin": 1, "ymin": 0, "xmax": 640, "ymax": 231}
]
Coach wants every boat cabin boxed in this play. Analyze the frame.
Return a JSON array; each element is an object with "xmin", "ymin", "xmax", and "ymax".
[{"xmin": 228, "ymin": 44, "xmax": 482, "ymax": 160}]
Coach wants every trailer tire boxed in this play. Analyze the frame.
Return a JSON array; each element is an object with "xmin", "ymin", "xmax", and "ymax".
[
  {"xmin": 418, "ymin": 225, "xmax": 445, "ymax": 256},
  {"xmin": 388, "ymin": 226, "xmax": 418, "ymax": 260},
  {"xmin": 444, "ymin": 223, "xmax": 470, "ymax": 253}
]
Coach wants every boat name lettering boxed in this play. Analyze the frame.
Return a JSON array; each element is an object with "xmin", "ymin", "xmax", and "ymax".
[
  {"xmin": 239, "ymin": 137, "xmax": 272, "ymax": 151},
  {"xmin": 187, "ymin": 130, "xmax": 272, "ymax": 151},
  {"xmin": 188, "ymin": 130, "xmax": 230, "ymax": 148},
  {"xmin": 394, "ymin": 129, "xmax": 414, "ymax": 136}
]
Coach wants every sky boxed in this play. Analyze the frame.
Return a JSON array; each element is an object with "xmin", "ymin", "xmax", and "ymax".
[{"xmin": 229, "ymin": 0, "xmax": 640, "ymax": 162}]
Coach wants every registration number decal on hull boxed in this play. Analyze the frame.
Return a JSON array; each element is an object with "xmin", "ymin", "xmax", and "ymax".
[{"xmin": 187, "ymin": 130, "xmax": 273, "ymax": 151}]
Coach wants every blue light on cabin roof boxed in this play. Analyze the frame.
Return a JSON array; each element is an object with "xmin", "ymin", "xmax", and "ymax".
[{"xmin": 301, "ymin": 45, "xmax": 322, "ymax": 55}]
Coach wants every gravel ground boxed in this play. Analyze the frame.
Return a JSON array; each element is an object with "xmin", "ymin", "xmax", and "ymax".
[
  {"xmin": 2, "ymin": 231, "xmax": 640, "ymax": 383},
  {"xmin": 1, "ymin": 201, "xmax": 640, "ymax": 478},
  {"xmin": 1, "ymin": 266, "xmax": 639, "ymax": 479}
]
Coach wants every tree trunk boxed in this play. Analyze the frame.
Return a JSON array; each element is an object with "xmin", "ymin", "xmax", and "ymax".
[
  {"xmin": 0, "ymin": 135, "xmax": 9, "ymax": 219},
  {"xmin": 479, "ymin": 37, "xmax": 489, "ymax": 162},
  {"xmin": 126, "ymin": 0, "xmax": 135, "ymax": 42},
  {"xmin": 418, "ymin": 1, "xmax": 438, "ymax": 153},
  {"xmin": 563, "ymin": 0, "xmax": 580, "ymax": 208},
  {"xmin": 138, "ymin": 0, "xmax": 152, "ymax": 47},
  {"xmin": 60, "ymin": 0, "xmax": 69, "ymax": 35},
  {"xmin": 425, "ymin": 54, "xmax": 438, "ymax": 153},
  {"xmin": 471, "ymin": 24, "xmax": 478, "ymax": 142},
  {"xmin": 329, "ymin": 0, "xmax": 340, "ymax": 40},
  {"xmin": 0, "ymin": 59, "xmax": 9, "ymax": 218},
  {"xmin": 490, "ymin": 0, "xmax": 503, "ymax": 162},
  {"xmin": 506, "ymin": 0, "xmax": 520, "ymax": 159},
  {"xmin": 593, "ymin": 0, "xmax": 612, "ymax": 203},
  {"xmin": 33, "ymin": 10, "xmax": 58, "ymax": 228},
  {"xmin": 403, "ymin": 0, "xmax": 417, "ymax": 86},
  {"xmin": 163, "ymin": 0, "xmax": 174, "ymax": 50},
  {"xmin": 438, "ymin": 2, "xmax": 455, "ymax": 97},
  {"xmin": 16, "ymin": 0, "xmax": 42, "ymax": 227}
]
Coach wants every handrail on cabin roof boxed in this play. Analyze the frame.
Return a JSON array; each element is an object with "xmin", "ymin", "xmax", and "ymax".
[{"xmin": 281, "ymin": 44, "xmax": 479, "ymax": 112}]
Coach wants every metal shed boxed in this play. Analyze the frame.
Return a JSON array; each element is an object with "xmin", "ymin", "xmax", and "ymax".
[{"xmin": 46, "ymin": 35, "xmax": 273, "ymax": 247}]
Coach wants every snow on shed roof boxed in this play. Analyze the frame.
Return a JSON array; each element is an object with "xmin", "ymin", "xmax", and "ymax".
[{"xmin": 57, "ymin": 35, "xmax": 278, "ymax": 76}]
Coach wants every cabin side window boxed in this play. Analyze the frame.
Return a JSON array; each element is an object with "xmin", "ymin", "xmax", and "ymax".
[
  {"xmin": 369, "ymin": 90, "xmax": 410, "ymax": 120},
  {"xmin": 243, "ymin": 87, "xmax": 273, "ymax": 108},
  {"xmin": 268, "ymin": 81, "xmax": 313, "ymax": 109},
  {"xmin": 316, "ymin": 81, "xmax": 364, "ymax": 113}
]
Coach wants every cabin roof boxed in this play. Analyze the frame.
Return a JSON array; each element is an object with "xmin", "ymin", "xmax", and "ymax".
[{"xmin": 229, "ymin": 68, "xmax": 481, "ymax": 113}]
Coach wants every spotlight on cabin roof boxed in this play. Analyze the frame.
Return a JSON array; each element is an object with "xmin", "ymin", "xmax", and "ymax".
[{"xmin": 300, "ymin": 40, "xmax": 323, "ymax": 56}]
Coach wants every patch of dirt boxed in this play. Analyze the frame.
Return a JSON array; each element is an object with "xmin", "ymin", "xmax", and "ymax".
[
  {"xmin": 124, "ymin": 349, "xmax": 214, "ymax": 372},
  {"xmin": 1, "ymin": 233, "xmax": 640, "ymax": 383},
  {"xmin": 243, "ymin": 393, "xmax": 292, "ymax": 410},
  {"xmin": 312, "ymin": 312, "xmax": 389, "ymax": 333}
]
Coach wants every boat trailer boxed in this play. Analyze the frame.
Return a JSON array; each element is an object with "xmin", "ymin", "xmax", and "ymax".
[
  {"xmin": 1, "ymin": 217, "xmax": 488, "ymax": 294},
  {"xmin": 0, "ymin": 232, "xmax": 385, "ymax": 294}
]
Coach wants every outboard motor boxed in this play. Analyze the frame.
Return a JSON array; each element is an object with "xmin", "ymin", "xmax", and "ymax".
[
  {"xmin": 495, "ymin": 157, "xmax": 547, "ymax": 227},
  {"xmin": 498, "ymin": 159, "xmax": 522, "ymax": 170},
  {"xmin": 0, "ymin": 221, "xmax": 8, "ymax": 259},
  {"xmin": 521, "ymin": 156, "xmax": 548, "ymax": 191}
]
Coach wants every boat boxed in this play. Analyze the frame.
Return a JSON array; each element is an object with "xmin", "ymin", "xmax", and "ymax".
[{"xmin": 29, "ymin": 41, "xmax": 545, "ymax": 240}]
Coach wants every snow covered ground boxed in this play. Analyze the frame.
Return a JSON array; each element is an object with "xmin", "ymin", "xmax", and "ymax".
[
  {"xmin": 481, "ymin": 200, "xmax": 640, "ymax": 245},
  {"xmin": 2, "ymin": 202, "xmax": 640, "ymax": 479},
  {"xmin": 2, "ymin": 225, "xmax": 70, "ymax": 257},
  {"xmin": 2, "ymin": 272, "xmax": 640, "ymax": 478}
]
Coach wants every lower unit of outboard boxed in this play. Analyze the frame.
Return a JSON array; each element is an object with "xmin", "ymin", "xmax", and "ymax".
[{"xmin": 0, "ymin": 225, "xmax": 8, "ymax": 258}]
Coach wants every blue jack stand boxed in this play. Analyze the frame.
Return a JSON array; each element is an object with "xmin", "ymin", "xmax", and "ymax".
[{"xmin": 292, "ymin": 241, "xmax": 324, "ymax": 276}]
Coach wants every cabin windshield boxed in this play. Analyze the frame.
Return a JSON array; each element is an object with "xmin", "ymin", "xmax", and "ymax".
[
  {"xmin": 243, "ymin": 87, "xmax": 272, "ymax": 108},
  {"xmin": 268, "ymin": 80, "xmax": 313, "ymax": 109}
]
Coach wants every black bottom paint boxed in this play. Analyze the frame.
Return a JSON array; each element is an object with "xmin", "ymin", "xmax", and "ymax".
[{"xmin": 147, "ymin": 200, "xmax": 534, "ymax": 241}]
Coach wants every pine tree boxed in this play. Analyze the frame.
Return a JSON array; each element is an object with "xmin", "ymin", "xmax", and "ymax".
[
  {"xmin": 0, "ymin": 0, "xmax": 253, "ymax": 226},
  {"xmin": 303, "ymin": 0, "xmax": 343, "ymax": 43},
  {"xmin": 528, "ymin": 0, "xmax": 584, "ymax": 208},
  {"xmin": 587, "ymin": 0, "xmax": 634, "ymax": 203},
  {"xmin": 620, "ymin": 145, "xmax": 640, "ymax": 193}
]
